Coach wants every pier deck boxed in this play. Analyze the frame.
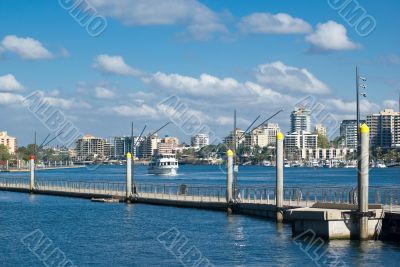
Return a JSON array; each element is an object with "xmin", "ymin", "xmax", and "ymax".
[{"xmin": 0, "ymin": 177, "xmax": 399, "ymax": 240}]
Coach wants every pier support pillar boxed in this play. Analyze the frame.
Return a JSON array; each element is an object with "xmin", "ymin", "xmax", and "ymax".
[
  {"xmin": 276, "ymin": 132, "xmax": 284, "ymax": 223},
  {"xmin": 29, "ymin": 155, "xmax": 35, "ymax": 192},
  {"xmin": 358, "ymin": 124, "xmax": 370, "ymax": 240},
  {"xmin": 226, "ymin": 149, "xmax": 234, "ymax": 215},
  {"xmin": 126, "ymin": 153, "xmax": 132, "ymax": 201}
]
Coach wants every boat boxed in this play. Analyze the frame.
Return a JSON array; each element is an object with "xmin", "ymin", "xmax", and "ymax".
[
  {"xmin": 376, "ymin": 163, "xmax": 387, "ymax": 168},
  {"xmin": 343, "ymin": 164, "xmax": 357, "ymax": 168},
  {"xmin": 261, "ymin": 160, "xmax": 273, "ymax": 167},
  {"xmin": 148, "ymin": 153, "xmax": 179, "ymax": 175},
  {"xmin": 91, "ymin": 198, "xmax": 120, "ymax": 203}
]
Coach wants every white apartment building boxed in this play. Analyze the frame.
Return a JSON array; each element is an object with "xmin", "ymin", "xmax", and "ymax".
[
  {"xmin": 314, "ymin": 124, "xmax": 327, "ymax": 137},
  {"xmin": 301, "ymin": 148, "xmax": 355, "ymax": 160},
  {"xmin": 224, "ymin": 128, "xmax": 245, "ymax": 148},
  {"xmin": 285, "ymin": 131, "xmax": 318, "ymax": 150},
  {"xmin": 191, "ymin": 134, "xmax": 209, "ymax": 149},
  {"xmin": 0, "ymin": 131, "xmax": 17, "ymax": 154},
  {"xmin": 290, "ymin": 107, "xmax": 311, "ymax": 133},
  {"xmin": 244, "ymin": 129, "xmax": 269, "ymax": 148}
]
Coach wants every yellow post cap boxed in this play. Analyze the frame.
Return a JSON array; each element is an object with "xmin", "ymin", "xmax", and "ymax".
[
  {"xmin": 127, "ymin": 152, "xmax": 132, "ymax": 159},
  {"xmin": 360, "ymin": 123, "xmax": 369, "ymax": 134},
  {"xmin": 226, "ymin": 149, "xmax": 234, "ymax": 157},
  {"xmin": 277, "ymin": 132, "xmax": 284, "ymax": 140}
]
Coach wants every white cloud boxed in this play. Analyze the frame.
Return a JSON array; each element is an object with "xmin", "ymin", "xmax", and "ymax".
[
  {"xmin": 380, "ymin": 54, "xmax": 400, "ymax": 65},
  {"xmin": 0, "ymin": 74, "xmax": 23, "ymax": 91},
  {"xmin": 144, "ymin": 71, "xmax": 292, "ymax": 105},
  {"xmin": 95, "ymin": 86, "xmax": 115, "ymax": 99},
  {"xmin": 1, "ymin": 35, "xmax": 53, "ymax": 60},
  {"xmin": 305, "ymin": 21, "xmax": 359, "ymax": 51},
  {"xmin": 254, "ymin": 61, "xmax": 330, "ymax": 94},
  {"xmin": 383, "ymin": 99, "xmax": 398, "ymax": 109},
  {"xmin": 238, "ymin": 13, "xmax": 312, "ymax": 34},
  {"xmin": 0, "ymin": 93, "xmax": 24, "ymax": 105},
  {"xmin": 215, "ymin": 116, "xmax": 250, "ymax": 126},
  {"xmin": 92, "ymin": 55, "xmax": 295, "ymax": 106},
  {"xmin": 48, "ymin": 90, "xmax": 60, "ymax": 97},
  {"xmin": 93, "ymin": 54, "xmax": 143, "ymax": 76},
  {"xmin": 43, "ymin": 96, "xmax": 91, "ymax": 110},
  {"xmin": 111, "ymin": 104, "xmax": 159, "ymax": 118},
  {"xmin": 87, "ymin": 0, "xmax": 227, "ymax": 40},
  {"xmin": 60, "ymin": 48, "xmax": 70, "ymax": 58},
  {"xmin": 323, "ymin": 98, "xmax": 380, "ymax": 113}
]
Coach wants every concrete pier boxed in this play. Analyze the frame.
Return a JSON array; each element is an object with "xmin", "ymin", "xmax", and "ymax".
[
  {"xmin": 29, "ymin": 155, "xmax": 35, "ymax": 192},
  {"xmin": 126, "ymin": 153, "xmax": 132, "ymax": 200},
  {"xmin": 289, "ymin": 203, "xmax": 384, "ymax": 239},
  {"xmin": 0, "ymin": 178, "xmax": 399, "ymax": 240},
  {"xmin": 226, "ymin": 149, "xmax": 234, "ymax": 215},
  {"xmin": 358, "ymin": 123, "xmax": 370, "ymax": 240},
  {"xmin": 276, "ymin": 132, "xmax": 284, "ymax": 223}
]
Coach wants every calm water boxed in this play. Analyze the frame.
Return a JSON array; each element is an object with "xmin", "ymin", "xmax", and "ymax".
[{"xmin": 0, "ymin": 166, "xmax": 399, "ymax": 266}]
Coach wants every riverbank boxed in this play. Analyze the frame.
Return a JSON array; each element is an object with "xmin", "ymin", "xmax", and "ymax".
[{"xmin": 0, "ymin": 165, "xmax": 86, "ymax": 173}]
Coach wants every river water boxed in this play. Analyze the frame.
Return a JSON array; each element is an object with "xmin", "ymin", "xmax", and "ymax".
[{"xmin": 0, "ymin": 166, "xmax": 399, "ymax": 266}]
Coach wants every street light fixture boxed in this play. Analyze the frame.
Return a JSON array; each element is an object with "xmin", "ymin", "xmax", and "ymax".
[{"xmin": 356, "ymin": 66, "xmax": 368, "ymax": 142}]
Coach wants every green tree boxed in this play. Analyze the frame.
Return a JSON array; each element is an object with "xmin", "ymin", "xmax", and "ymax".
[
  {"xmin": 0, "ymin": 145, "xmax": 11, "ymax": 161},
  {"xmin": 317, "ymin": 134, "xmax": 330, "ymax": 148},
  {"xmin": 331, "ymin": 136, "xmax": 343, "ymax": 149}
]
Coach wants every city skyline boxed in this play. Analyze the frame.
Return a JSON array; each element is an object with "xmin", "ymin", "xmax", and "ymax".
[{"xmin": 0, "ymin": 0, "xmax": 399, "ymax": 146}]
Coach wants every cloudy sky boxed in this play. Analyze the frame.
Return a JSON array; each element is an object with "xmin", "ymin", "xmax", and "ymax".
[{"xmin": 0, "ymin": 0, "xmax": 399, "ymax": 146}]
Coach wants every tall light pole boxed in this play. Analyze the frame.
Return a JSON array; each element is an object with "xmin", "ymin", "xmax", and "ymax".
[
  {"xmin": 356, "ymin": 66, "xmax": 368, "ymax": 202},
  {"xmin": 356, "ymin": 67, "xmax": 367, "ymax": 140}
]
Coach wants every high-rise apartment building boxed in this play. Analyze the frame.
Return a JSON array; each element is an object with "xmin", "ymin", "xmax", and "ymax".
[
  {"xmin": 367, "ymin": 109, "xmax": 400, "ymax": 148},
  {"xmin": 290, "ymin": 107, "xmax": 311, "ymax": 133},
  {"xmin": 75, "ymin": 135, "xmax": 106, "ymax": 161},
  {"xmin": 339, "ymin": 120, "xmax": 365, "ymax": 149}
]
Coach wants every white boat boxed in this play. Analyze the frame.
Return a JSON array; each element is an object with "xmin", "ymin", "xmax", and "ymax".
[
  {"xmin": 376, "ymin": 163, "xmax": 387, "ymax": 168},
  {"xmin": 344, "ymin": 164, "xmax": 357, "ymax": 168},
  {"xmin": 261, "ymin": 160, "xmax": 273, "ymax": 167},
  {"xmin": 148, "ymin": 154, "xmax": 179, "ymax": 175}
]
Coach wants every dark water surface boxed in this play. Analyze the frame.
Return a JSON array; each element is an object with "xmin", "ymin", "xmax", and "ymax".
[{"xmin": 0, "ymin": 166, "xmax": 399, "ymax": 266}]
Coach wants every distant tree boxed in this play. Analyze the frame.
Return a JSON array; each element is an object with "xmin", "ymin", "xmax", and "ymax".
[
  {"xmin": 0, "ymin": 145, "xmax": 11, "ymax": 161},
  {"xmin": 317, "ymin": 134, "xmax": 330, "ymax": 148},
  {"xmin": 331, "ymin": 136, "xmax": 344, "ymax": 149},
  {"xmin": 197, "ymin": 145, "xmax": 216, "ymax": 158},
  {"xmin": 383, "ymin": 149, "xmax": 400, "ymax": 163},
  {"xmin": 346, "ymin": 151, "xmax": 357, "ymax": 160},
  {"xmin": 16, "ymin": 144, "xmax": 40, "ymax": 161}
]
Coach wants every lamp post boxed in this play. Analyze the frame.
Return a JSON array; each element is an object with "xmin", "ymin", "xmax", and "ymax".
[
  {"xmin": 356, "ymin": 67, "xmax": 369, "ymax": 240},
  {"xmin": 356, "ymin": 65, "xmax": 367, "ymax": 163},
  {"xmin": 356, "ymin": 66, "xmax": 368, "ymax": 139},
  {"xmin": 356, "ymin": 66, "xmax": 368, "ymax": 169}
]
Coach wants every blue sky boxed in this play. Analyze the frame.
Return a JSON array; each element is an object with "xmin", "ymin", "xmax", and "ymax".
[{"xmin": 0, "ymin": 0, "xmax": 399, "ymax": 146}]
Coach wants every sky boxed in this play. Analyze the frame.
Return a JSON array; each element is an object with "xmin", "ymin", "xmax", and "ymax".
[{"xmin": 0, "ymin": 0, "xmax": 399, "ymax": 146}]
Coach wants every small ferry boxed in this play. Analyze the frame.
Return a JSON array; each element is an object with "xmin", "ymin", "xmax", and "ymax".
[{"xmin": 148, "ymin": 154, "xmax": 179, "ymax": 175}]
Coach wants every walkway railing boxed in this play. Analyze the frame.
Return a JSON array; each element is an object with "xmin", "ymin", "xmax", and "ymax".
[
  {"xmin": 35, "ymin": 179, "xmax": 126, "ymax": 196},
  {"xmin": 0, "ymin": 177, "xmax": 399, "ymax": 210},
  {"xmin": 237, "ymin": 185, "xmax": 355, "ymax": 206}
]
